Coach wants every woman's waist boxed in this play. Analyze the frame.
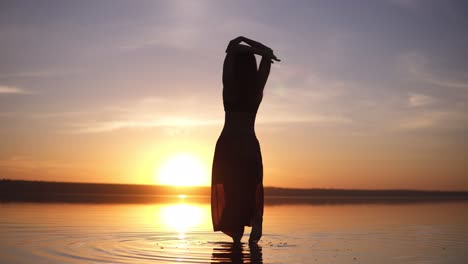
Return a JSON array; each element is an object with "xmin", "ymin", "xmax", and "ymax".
[
  {"xmin": 222, "ymin": 111, "xmax": 257, "ymax": 132},
  {"xmin": 220, "ymin": 127, "xmax": 257, "ymax": 137},
  {"xmin": 216, "ymin": 131, "xmax": 261, "ymax": 155}
]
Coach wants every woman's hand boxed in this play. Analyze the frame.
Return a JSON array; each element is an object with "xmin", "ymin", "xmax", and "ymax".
[
  {"xmin": 264, "ymin": 48, "xmax": 280, "ymax": 63},
  {"xmin": 226, "ymin": 36, "xmax": 280, "ymax": 63}
]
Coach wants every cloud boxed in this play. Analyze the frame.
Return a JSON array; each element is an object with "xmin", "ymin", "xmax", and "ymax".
[
  {"xmin": 0, "ymin": 85, "xmax": 32, "ymax": 95},
  {"xmin": 119, "ymin": 3, "xmax": 278, "ymax": 54},
  {"xmin": 0, "ymin": 156, "xmax": 84, "ymax": 171},
  {"xmin": 396, "ymin": 110, "xmax": 468, "ymax": 130},
  {"xmin": 259, "ymin": 64, "xmax": 353, "ymax": 126},
  {"xmin": 0, "ymin": 70, "xmax": 70, "ymax": 79},
  {"xmin": 268, "ymin": 64, "xmax": 347, "ymax": 102},
  {"xmin": 65, "ymin": 95, "xmax": 220, "ymax": 133},
  {"xmin": 72, "ymin": 111, "xmax": 352, "ymax": 134},
  {"xmin": 120, "ymin": 26, "xmax": 202, "ymax": 51},
  {"xmin": 399, "ymin": 52, "xmax": 468, "ymax": 90},
  {"xmin": 73, "ymin": 117, "xmax": 222, "ymax": 133},
  {"xmin": 68, "ymin": 89, "xmax": 353, "ymax": 134},
  {"xmin": 261, "ymin": 114, "xmax": 352, "ymax": 125},
  {"xmin": 408, "ymin": 93, "xmax": 435, "ymax": 107},
  {"xmin": 119, "ymin": 1, "xmax": 212, "ymax": 51}
]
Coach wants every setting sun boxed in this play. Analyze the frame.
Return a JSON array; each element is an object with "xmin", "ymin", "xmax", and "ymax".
[{"xmin": 157, "ymin": 153, "xmax": 209, "ymax": 186}]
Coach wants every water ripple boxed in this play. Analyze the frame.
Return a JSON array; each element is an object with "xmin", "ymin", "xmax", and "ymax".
[{"xmin": 3, "ymin": 229, "xmax": 267, "ymax": 264}]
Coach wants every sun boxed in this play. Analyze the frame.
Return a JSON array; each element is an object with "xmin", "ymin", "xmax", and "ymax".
[{"xmin": 157, "ymin": 153, "xmax": 209, "ymax": 186}]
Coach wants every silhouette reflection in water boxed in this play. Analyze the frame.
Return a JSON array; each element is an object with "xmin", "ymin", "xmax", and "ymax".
[{"xmin": 211, "ymin": 242, "xmax": 263, "ymax": 264}]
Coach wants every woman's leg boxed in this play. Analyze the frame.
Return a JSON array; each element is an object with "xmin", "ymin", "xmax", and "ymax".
[
  {"xmin": 231, "ymin": 228, "xmax": 244, "ymax": 244},
  {"xmin": 249, "ymin": 181, "xmax": 263, "ymax": 244},
  {"xmin": 249, "ymin": 209, "xmax": 262, "ymax": 244},
  {"xmin": 223, "ymin": 227, "xmax": 245, "ymax": 244}
]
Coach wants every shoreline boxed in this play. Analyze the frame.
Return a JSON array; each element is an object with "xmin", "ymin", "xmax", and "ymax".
[{"xmin": 1, "ymin": 179, "xmax": 468, "ymax": 204}]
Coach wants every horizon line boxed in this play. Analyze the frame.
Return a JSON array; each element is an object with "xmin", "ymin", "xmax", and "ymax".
[{"xmin": 2, "ymin": 179, "xmax": 467, "ymax": 193}]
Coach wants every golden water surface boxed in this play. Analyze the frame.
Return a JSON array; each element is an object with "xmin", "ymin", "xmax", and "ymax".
[{"xmin": 1, "ymin": 199, "xmax": 467, "ymax": 263}]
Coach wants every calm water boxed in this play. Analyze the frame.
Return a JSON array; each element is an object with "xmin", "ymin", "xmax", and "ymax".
[{"xmin": 1, "ymin": 200, "xmax": 467, "ymax": 264}]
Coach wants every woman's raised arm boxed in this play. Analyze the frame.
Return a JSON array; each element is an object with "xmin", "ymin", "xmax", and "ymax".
[
  {"xmin": 226, "ymin": 36, "xmax": 280, "ymax": 63},
  {"xmin": 258, "ymin": 56, "xmax": 272, "ymax": 90}
]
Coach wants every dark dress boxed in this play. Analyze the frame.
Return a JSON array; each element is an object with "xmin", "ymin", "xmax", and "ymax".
[{"xmin": 211, "ymin": 52, "xmax": 264, "ymax": 236}]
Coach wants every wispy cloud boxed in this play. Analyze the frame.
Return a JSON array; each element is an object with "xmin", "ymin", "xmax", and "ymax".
[
  {"xmin": 261, "ymin": 64, "xmax": 352, "ymax": 126},
  {"xmin": 400, "ymin": 52, "xmax": 468, "ymax": 90},
  {"xmin": 0, "ymin": 85, "xmax": 32, "ymax": 95},
  {"xmin": 73, "ymin": 117, "xmax": 222, "ymax": 133},
  {"xmin": 0, "ymin": 156, "xmax": 85, "ymax": 171},
  {"xmin": 267, "ymin": 64, "xmax": 348, "ymax": 105},
  {"xmin": 396, "ymin": 110, "xmax": 468, "ymax": 130},
  {"xmin": 67, "ymin": 88, "xmax": 353, "ymax": 134},
  {"xmin": 408, "ymin": 93, "xmax": 435, "ymax": 107},
  {"xmin": 119, "ymin": 1, "xmax": 211, "ymax": 51},
  {"xmin": 262, "ymin": 114, "xmax": 352, "ymax": 125},
  {"xmin": 0, "ymin": 70, "xmax": 71, "ymax": 79},
  {"xmin": 120, "ymin": 26, "xmax": 201, "ymax": 51},
  {"xmin": 73, "ymin": 114, "xmax": 352, "ymax": 134}
]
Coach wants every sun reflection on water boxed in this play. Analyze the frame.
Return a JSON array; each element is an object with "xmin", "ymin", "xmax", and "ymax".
[{"xmin": 159, "ymin": 200, "xmax": 210, "ymax": 240}]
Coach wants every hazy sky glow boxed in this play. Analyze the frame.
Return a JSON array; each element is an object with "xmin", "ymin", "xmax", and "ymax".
[{"xmin": 1, "ymin": 0, "xmax": 467, "ymax": 190}]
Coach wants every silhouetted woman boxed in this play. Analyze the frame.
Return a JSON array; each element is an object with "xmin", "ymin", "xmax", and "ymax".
[{"xmin": 212, "ymin": 36, "xmax": 280, "ymax": 244}]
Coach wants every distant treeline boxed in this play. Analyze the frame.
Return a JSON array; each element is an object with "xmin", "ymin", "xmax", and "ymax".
[{"xmin": 1, "ymin": 179, "xmax": 468, "ymax": 204}]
